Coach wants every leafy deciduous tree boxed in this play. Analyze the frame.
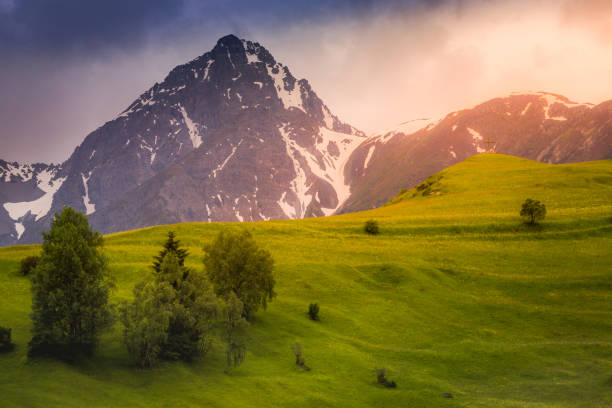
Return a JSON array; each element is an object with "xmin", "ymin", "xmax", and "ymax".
[
  {"xmin": 203, "ymin": 230, "xmax": 275, "ymax": 319},
  {"xmin": 520, "ymin": 198, "xmax": 546, "ymax": 225},
  {"xmin": 223, "ymin": 293, "xmax": 248, "ymax": 371},
  {"xmin": 119, "ymin": 277, "xmax": 175, "ymax": 368}
]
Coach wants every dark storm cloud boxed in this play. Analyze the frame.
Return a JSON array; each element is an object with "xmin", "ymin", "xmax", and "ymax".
[
  {"xmin": 3, "ymin": 0, "xmax": 610, "ymax": 163},
  {"xmin": 0, "ymin": 0, "xmax": 448, "ymax": 163},
  {"xmin": 0, "ymin": 0, "xmax": 444, "ymax": 57},
  {"xmin": 0, "ymin": 0, "xmax": 187, "ymax": 56}
]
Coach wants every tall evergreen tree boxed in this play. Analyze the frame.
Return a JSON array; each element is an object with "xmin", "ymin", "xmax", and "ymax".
[
  {"xmin": 28, "ymin": 207, "xmax": 114, "ymax": 359},
  {"xmin": 152, "ymin": 231, "xmax": 189, "ymax": 274},
  {"xmin": 156, "ymin": 253, "xmax": 219, "ymax": 361}
]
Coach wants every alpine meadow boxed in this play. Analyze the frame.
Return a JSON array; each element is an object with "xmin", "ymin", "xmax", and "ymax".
[
  {"xmin": 1, "ymin": 155, "xmax": 610, "ymax": 407},
  {"xmin": 1, "ymin": 1, "xmax": 612, "ymax": 407}
]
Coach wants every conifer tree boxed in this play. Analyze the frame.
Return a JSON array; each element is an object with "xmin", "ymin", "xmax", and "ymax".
[
  {"xmin": 152, "ymin": 231, "xmax": 189, "ymax": 274},
  {"xmin": 29, "ymin": 207, "xmax": 114, "ymax": 359}
]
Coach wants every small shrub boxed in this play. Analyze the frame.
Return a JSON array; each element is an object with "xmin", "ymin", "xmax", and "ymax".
[
  {"xmin": 308, "ymin": 303, "xmax": 319, "ymax": 321},
  {"xmin": 293, "ymin": 342, "xmax": 310, "ymax": 371},
  {"xmin": 374, "ymin": 367, "xmax": 397, "ymax": 388},
  {"xmin": 364, "ymin": 220, "xmax": 379, "ymax": 235},
  {"xmin": 520, "ymin": 198, "xmax": 546, "ymax": 225},
  {"xmin": 0, "ymin": 327, "xmax": 15, "ymax": 352},
  {"xmin": 19, "ymin": 255, "xmax": 39, "ymax": 276}
]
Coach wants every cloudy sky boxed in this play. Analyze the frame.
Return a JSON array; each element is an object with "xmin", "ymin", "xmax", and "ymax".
[{"xmin": 1, "ymin": 0, "xmax": 611, "ymax": 163}]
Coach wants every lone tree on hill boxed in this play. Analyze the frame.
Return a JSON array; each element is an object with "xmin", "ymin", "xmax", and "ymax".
[
  {"xmin": 203, "ymin": 230, "xmax": 275, "ymax": 320},
  {"xmin": 153, "ymin": 231, "xmax": 189, "ymax": 273},
  {"xmin": 520, "ymin": 198, "xmax": 546, "ymax": 225},
  {"xmin": 29, "ymin": 207, "xmax": 114, "ymax": 359}
]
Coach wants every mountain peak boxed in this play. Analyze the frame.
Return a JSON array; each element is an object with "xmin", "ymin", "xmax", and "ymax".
[{"xmin": 216, "ymin": 34, "xmax": 242, "ymax": 47}]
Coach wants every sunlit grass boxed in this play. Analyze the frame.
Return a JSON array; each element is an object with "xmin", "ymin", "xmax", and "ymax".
[{"xmin": 0, "ymin": 154, "xmax": 610, "ymax": 407}]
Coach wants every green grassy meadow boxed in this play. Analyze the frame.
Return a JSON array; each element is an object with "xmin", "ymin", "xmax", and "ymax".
[{"xmin": 0, "ymin": 154, "xmax": 611, "ymax": 407}]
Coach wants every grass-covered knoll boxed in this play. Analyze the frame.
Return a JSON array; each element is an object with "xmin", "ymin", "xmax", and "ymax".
[{"xmin": 1, "ymin": 154, "xmax": 611, "ymax": 407}]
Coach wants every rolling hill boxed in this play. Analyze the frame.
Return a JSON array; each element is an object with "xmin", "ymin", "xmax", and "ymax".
[
  {"xmin": 342, "ymin": 92, "xmax": 612, "ymax": 213},
  {"xmin": 0, "ymin": 154, "xmax": 610, "ymax": 407}
]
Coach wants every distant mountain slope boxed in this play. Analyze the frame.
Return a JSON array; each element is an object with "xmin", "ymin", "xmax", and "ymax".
[
  {"xmin": 0, "ymin": 161, "xmax": 62, "ymax": 245},
  {"xmin": 341, "ymin": 92, "xmax": 612, "ymax": 213},
  {"xmin": 1, "ymin": 38, "xmax": 611, "ymax": 247},
  {"xmin": 0, "ymin": 34, "xmax": 364, "ymax": 244}
]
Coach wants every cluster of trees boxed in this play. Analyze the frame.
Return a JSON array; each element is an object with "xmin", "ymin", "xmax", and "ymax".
[{"xmin": 25, "ymin": 207, "xmax": 275, "ymax": 370}]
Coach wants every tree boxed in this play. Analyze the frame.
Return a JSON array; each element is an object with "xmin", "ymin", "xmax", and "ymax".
[
  {"xmin": 293, "ymin": 342, "xmax": 310, "ymax": 371},
  {"xmin": 223, "ymin": 293, "xmax": 248, "ymax": 371},
  {"xmin": 152, "ymin": 231, "xmax": 189, "ymax": 274},
  {"xmin": 28, "ymin": 207, "xmax": 114, "ymax": 359},
  {"xmin": 520, "ymin": 198, "xmax": 546, "ymax": 225},
  {"xmin": 19, "ymin": 255, "xmax": 39, "ymax": 276},
  {"xmin": 119, "ymin": 277, "xmax": 175, "ymax": 368},
  {"xmin": 364, "ymin": 219, "xmax": 379, "ymax": 235},
  {"xmin": 0, "ymin": 327, "xmax": 14, "ymax": 352},
  {"xmin": 156, "ymin": 253, "xmax": 219, "ymax": 361},
  {"xmin": 203, "ymin": 230, "xmax": 275, "ymax": 319},
  {"xmin": 374, "ymin": 367, "xmax": 397, "ymax": 388},
  {"xmin": 120, "ymin": 250, "xmax": 220, "ymax": 366},
  {"xmin": 308, "ymin": 303, "xmax": 320, "ymax": 321}
]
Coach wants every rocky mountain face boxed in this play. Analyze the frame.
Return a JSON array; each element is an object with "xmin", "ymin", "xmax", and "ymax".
[
  {"xmin": 341, "ymin": 92, "xmax": 612, "ymax": 213},
  {"xmin": 1, "ymin": 35, "xmax": 611, "ymax": 246},
  {"xmin": 0, "ymin": 35, "xmax": 364, "ymax": 245}
]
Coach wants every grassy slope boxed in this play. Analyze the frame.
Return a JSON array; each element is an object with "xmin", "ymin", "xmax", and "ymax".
[{"xmin": 0, "ymin": 154, "xmax": 611, "ymax": 408}]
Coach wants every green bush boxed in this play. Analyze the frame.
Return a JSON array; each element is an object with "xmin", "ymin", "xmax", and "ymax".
[
  {"xmin": 293, "ymin": 342, "xmax": 310, "ymax": 371},
  {"xmin": 0, "ymin": 327, "xmax": 14, "ymax": 352},
  {"xmin": 19, "ymin": 255, "xmax": 39, "ymax": 276},
  {"xmin": 374, "ymin": 367, "xmax": 397, "ymax": 388},
  {"xmin": 308, "ymin": 303, "xmax": 319, "ymax": 321},
  {"xmin": 364, "ymin": 220, "xmax": 379, "ymax": 235}
]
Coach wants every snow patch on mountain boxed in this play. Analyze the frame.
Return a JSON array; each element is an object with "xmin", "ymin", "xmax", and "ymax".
[
  {"xmin": 467, "ymin": 128, "xmax": 486, "ymax": 153},
  {"xmin": 364, "ymin": 145, "xmax": 375, "ymax": 169},
  {"xmin": 267, "ymin": 65, "xmax": 304, "ymax": 111},
  {"xmin": 14, "ymin": 222, "xmax": 24, "ymax": 239},
  {"xmin": 378, "ymin": 117, "xmax": 439, "ymax": 143},
  {"xmin": 322, "ymin": 106, "xmax": 334, "ymax": 129},
  {"xmin": 278, "ymin": 128, "xmax": 310, "ymax": 218},
  {"xmin": 521, "ymin": 102, "xmax": 532, "ymax": 116},
  {"xmin": 278, "ymin": 125, "xmax": 364, "ymax": 217},
  {"xmin": 81, "ymin": 172, "xmax": 95, "ymax": 215},
  {"xmin": 3, "ymin": 169, "xmax": 66, "ymax": 222},
  {"xmin": 1, "ymin": 162, "xmax": 34, "ymax": 182},
  {"xmin": 211, "ymin": 141, "xmax": 242, "ymax": 178},
  {"xmin": 179, "ymin": 105, "xmax": 203, "ymax": 148}
]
